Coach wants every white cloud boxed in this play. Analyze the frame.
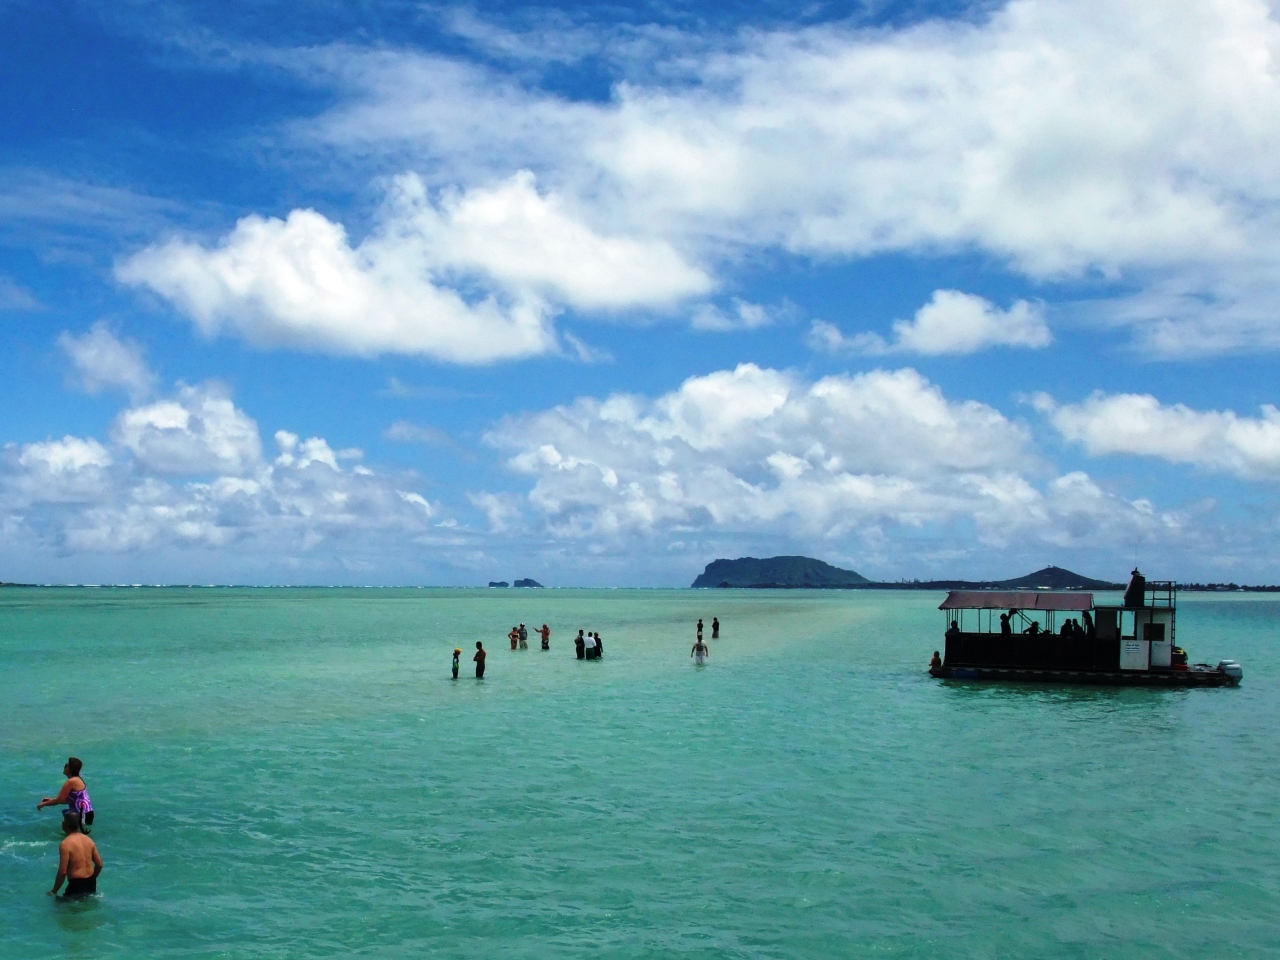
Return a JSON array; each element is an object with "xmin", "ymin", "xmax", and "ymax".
[
  {"xmin": 58, "ymin": 322, "xmax": 156, "ymax": 399},
  {"xmin": 482, "ymin": 363, "xmax": 1168, "ymax": 548},
  {"xmin": 117, "ymin": 206, "xmax": 557, "ymax": 364},
  {"xmin": 1, "ymin": 383, "xmax": 444, "ymax": 565},
  {"xmin": 114, "ymin": 384, "xmax": 262, "ymax": 475},
  {"xmin": 691, "ymin": 298, "xmax": 781, "ymax": 332},
  {"xmin": 816, "ymin": 290, "xmax": 1050, "ymax": 355},
  {"xmin": 18, "ymin": 436, "xmax": 112, "ymax": 474},
  {"xmin": 1037, "ymin": 391, "xmax": 1280, "ymax": 480},
  {"xmin": 272, "ymin": 0, "xmax": 1280, "ymax": 354},
  {"xmin": 385, "ymin": 421, "xmax": 452, "ymax": 445},
  {"xmin": 116, "ymin": 171, "xmax": 710, "ymax": 363}
]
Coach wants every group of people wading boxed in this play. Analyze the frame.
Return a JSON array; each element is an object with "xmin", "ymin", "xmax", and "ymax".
[{"xmin": 35, "ymin": 757, "xmax": 103, "ymax": 898}]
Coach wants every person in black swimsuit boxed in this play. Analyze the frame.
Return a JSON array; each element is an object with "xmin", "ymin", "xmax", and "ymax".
[{"xmin": 474, "ymin": 642, "xmax": 486, "ymax": 678}]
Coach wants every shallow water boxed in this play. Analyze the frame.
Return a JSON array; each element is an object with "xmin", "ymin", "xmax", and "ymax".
[{"xmin": 2, "ymin": 587, "xmax": 1278, "ymax": 958}]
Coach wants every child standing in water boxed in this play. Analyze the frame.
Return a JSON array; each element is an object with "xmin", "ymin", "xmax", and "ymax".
[
  {"xmin": 691, "ymin": 637, "xmax": 709, "ymax": 665},
  {"xmin": 538, "ymin": 624, "xmax": 550, "ymax": 650},
  {"xmin": 452, "ymin": 648, "xmax": 461, "ymax": 679},
  {"xmin": 474, "ymin": 641, "xmax": 487, "ymax": 678}
]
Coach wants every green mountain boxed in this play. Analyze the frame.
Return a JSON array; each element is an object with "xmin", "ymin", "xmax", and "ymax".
[
  {"xmin": 992, "ymin": 566, "xmax": 1119, "ymax": 590},
  {"xmin": 692, "ymin": 556, "xmax": 869, "ymax": 588},
  {"xmin": 692, "ymin": 557, "xmax": 1121, "ymax": 590}
]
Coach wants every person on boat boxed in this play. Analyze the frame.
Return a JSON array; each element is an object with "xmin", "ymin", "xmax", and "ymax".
[
  {"xmin": 584, "ymin": 632, "xmax": 598, "ymax": 659},
  {"xmin": 49, "ymin": 812, "xmax": 102, "ymax": 898},
  {"xmin": 508, "ymin": 627, "xmax": 520, "ymax": 650},
  {"xmin": 37, "ymin": 757, "xmax": 94, "ymax": 830},
  {"xmin": 692, "ymin": 637, "xmax": 709, "ymax": 665},
  {"xmin": 538, "ymin": 624, "xmax": 550, "ymax": 650},
  {"xmin": 1059, "ymin": 619, "xmax": 1072, "ymax": 636},
  {"xmin": 593, "ymin": 632, "xmax": 603, "ymax": 658},
  {"xmin": 575, "ymin": 631, "xmax": 586, "ymax": 660},
  {"xmin": 1082, "ymin": 610, "xmax": 1095, "ymax": 637},
  {"xmin": 1023, "ymin": 621, "xmax": 1041, "ymax": 635},
  {"xmin": 929, "ymin": 650, "xmax": 942, "ymax": 669},
  {"xmin": 518, "ymin": 624, "xmax": 528, "ymax": 649},
  {"xmin": 711, "ymin": 617, "xmax": 720, "ymax": 639},
  {"xmin": 945, "ymin": 620, "xmax": 960, "ymax": 642},
  {"xmin": 1123, "ymin": 568, "xmax": 1147, "ymax": 608},
  {"xmin": 1000, "ymin": 613, "xmax": 1012, "ymax": 635},
  {"xmin": 474, "ymin": 642, "xmax": 487, "ymax": 678},
  {"xmin": 452, "ymin": 648, "xmax": 461, "ymax": 679}
]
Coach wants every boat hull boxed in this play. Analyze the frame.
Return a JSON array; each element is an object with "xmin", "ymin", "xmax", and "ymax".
[{"xmin": 930, "ymin": 665, "xmax": 1239, "ymax": 687}]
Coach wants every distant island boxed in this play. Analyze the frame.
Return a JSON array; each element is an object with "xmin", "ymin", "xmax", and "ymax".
[
  {"xmin": 693, "ymin": 556, "xmax": 870, "ymax": 589},
  {"xmin": 692, "ymin": 558, "xmax": 1122, "ymax": 590},
  {"xmin": 488, "ymin": 581, "xmax": 509, "ymax": 588},
  {"xmin": 513, "ymin": 578, "xmax": 543, "ymax": 588}
]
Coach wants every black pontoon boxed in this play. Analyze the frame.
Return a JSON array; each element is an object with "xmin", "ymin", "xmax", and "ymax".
[{"xmin": 928, "ymin": 572, "xmax": 1242, "ymax": 687}]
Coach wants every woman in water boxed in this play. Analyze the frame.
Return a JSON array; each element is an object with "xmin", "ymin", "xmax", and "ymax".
[
  {"xmin": 508, "ymin": 626, "xmax": 520, "ymax": 650},
  {"xmin": 593, "ymin": 632, "xmax": 603, "ymax": 658},
  {"xmin": 37, "ymin": 757, "xmax": 94, "ymax": 830}
]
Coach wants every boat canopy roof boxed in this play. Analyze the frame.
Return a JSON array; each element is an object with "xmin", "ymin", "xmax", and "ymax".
[{"xmin": 939, "ymin": 590, "xmax": 1094, "ymax": 611}]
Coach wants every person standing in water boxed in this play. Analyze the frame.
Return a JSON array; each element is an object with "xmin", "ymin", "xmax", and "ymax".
[
  {"xmin": 474, "ymin": 641, "xmax": 487, "ymax": 678},
  {"xmin": 49, "ymin": 812, "xmax": 102, "ymax": 897},
  {"xmin": 696, "ymin": 619, "xmax": 704, "ymax": 640},
  {"xmin": 508, "ymin": 626, "xmax": 520, "ymax": 650},
  {"xmin": 575, "ymin": 630, "xmax": 586, "ymax": 659},
  {"xmin": 593, "ymin": 632, "xmax": 603, "ymax": 658},
  {"xmin": 538, "ymin": 624, "xmax": 550, "ymax": 650},
  {"xmin": 37, "ymin": 757, "xmax": 94, "ymax": 830},
  {"xmin": 452, "ymin": 648, "xmax": 461, "ymax": 679},
  {"xmin": 518, "ymin": 624, "xmax": 528, "ymax": 650},
  {"xmin": 583, "ymin": 632, "xmax": 598, "ymax": 659},
  {"xmin": 711, "ymin": 617, "xmax": 719, "ymax": 639},
  {"xmin": 691, "ymin": 636, "xmax": 709, "ymax": 665}
]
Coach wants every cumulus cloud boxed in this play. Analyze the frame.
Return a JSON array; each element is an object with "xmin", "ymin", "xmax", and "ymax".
[
  {"xmin": 1036, "ymin": 392, "xmax": 1280, "ymax": 480},
  {"xmin": 267, "ymin": 0, "xmax": 1280, "ymax": 354},
  {"xmin": 0, "ymin": 382, "xmax": 441, "ymax": 563},
  {"xmin": 483, "ymin": 363, "xmax": 1164, "ymax": 549},
  {"xmin": 117, "ymin": 171, "xmax": 709, "ymax": 363},
  {"xmin": 813, "ymin": 290, "xmax": 1050, "ymax": 355},
  {"xmin": 114, "ymin": 384, "xmax": 262, "ymax": 475},
  {"xmin": 58, "ymin": 323, "xmax": 156, "ymax": 399}
]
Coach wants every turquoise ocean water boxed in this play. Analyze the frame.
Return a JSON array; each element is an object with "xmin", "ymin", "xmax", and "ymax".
[{"xmin": 2, "ymin": 587, "xmax": 1278, "ymax": 958}]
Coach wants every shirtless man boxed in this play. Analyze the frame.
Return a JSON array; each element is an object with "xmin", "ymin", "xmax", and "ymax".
[
  {"xmin": 49, "ymin": 813, "xmax": 102, "ymax": 897},
  {"xmin": 691, "ymin": 637, "xmax": 709, "ymax": 665}
]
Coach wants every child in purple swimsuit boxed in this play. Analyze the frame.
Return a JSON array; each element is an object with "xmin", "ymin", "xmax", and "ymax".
[{"xmin": 37, "ymin": 757, "xmax": 94, "ymax": 830}]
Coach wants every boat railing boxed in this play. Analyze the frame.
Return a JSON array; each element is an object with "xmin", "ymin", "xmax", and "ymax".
[{"xmin": 1145, "ymin": 581, "xmax": 1177, "ymax": 609}]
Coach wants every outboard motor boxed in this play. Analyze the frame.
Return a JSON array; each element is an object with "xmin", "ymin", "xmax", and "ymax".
[{"xmin": 1217, "ymin": 660, "xmax": 1243, "ymax": 682}]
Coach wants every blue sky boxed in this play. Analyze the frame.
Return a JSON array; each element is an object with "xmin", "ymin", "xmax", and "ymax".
[{"xmin": 3, "ymin": 0, "xmax": 1280, "ymax": 586}]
